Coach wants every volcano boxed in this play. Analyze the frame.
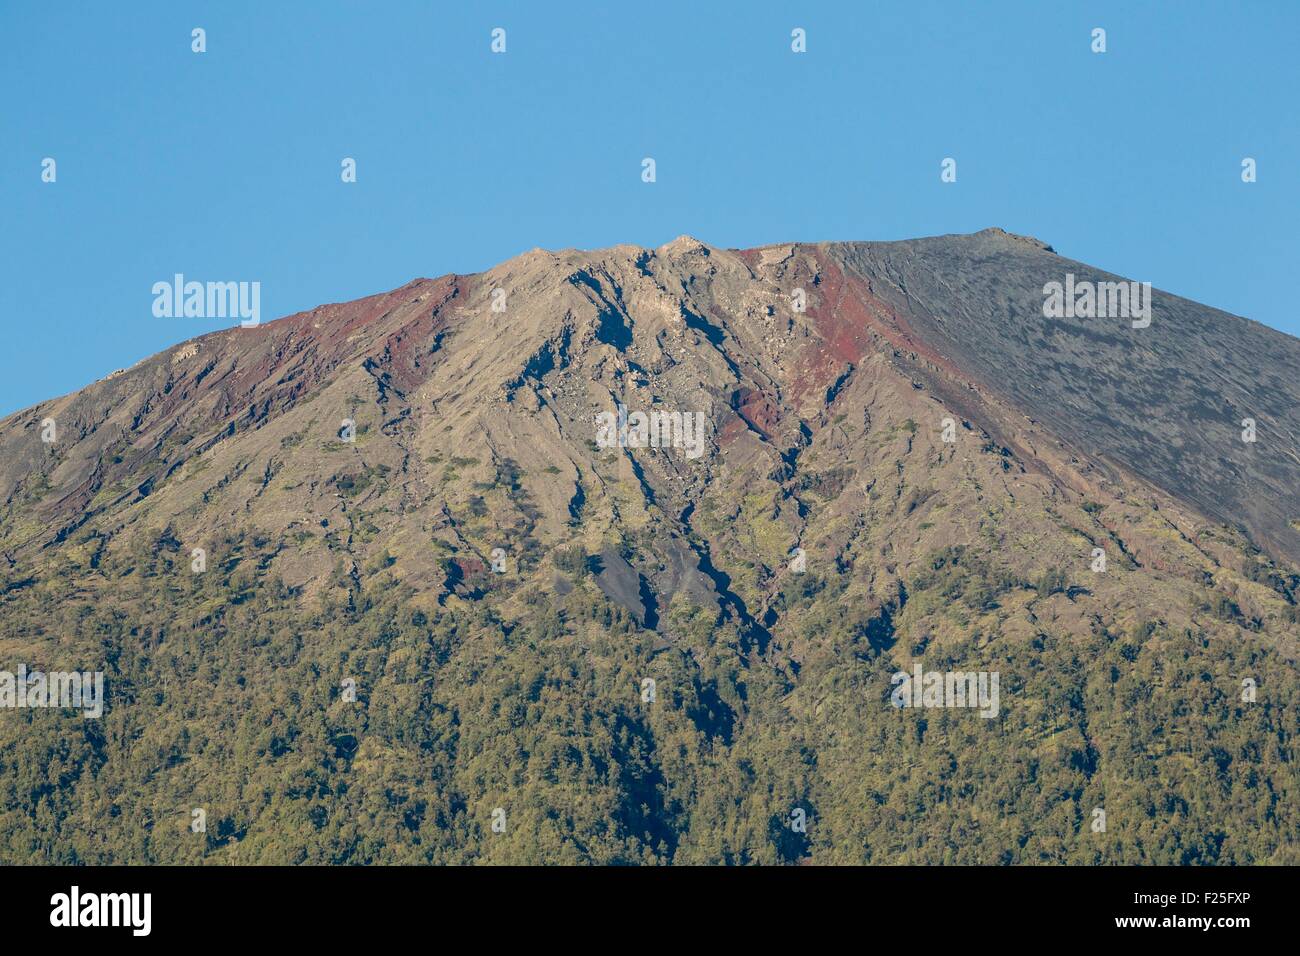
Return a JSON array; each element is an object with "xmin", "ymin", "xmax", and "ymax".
[{"xmin": 2, "ymin": 229, "xmax": 1297, "ymax": 864}]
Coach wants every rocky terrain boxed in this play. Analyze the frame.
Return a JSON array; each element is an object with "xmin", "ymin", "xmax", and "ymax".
[{"xmin": 1, "ymin": 229, "xmax": 1296, "ymax": 864}]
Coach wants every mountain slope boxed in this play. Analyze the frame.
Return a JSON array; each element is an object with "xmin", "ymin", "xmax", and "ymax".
[
  {"xmin": 1, "ymin": 230, "xmax": 1297, "ymax": 864},
  {"xmin": 832, "ymin": 229, "xmax": 1300, "ymax": 565}
]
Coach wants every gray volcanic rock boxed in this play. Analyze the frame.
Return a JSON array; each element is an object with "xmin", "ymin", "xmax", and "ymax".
[{"xmin": 830, "ymin": 229, "xmax": 1300, "ymax": 564}]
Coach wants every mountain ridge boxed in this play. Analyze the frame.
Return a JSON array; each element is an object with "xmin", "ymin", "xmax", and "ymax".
[
  {"xmin": 8, "ymin": 226, "xmax": 1296, "ymax": 568},
  {"xmin": 2, "ymin": 228, "xmax": 1297, "ymax": 864}
]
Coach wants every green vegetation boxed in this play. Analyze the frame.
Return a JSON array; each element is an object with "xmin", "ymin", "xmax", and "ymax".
[{"xmin": 1, "ymin": 532, "xmax": 1295, "ymax": 865}]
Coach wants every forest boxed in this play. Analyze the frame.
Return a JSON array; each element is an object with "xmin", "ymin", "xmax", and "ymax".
[{"xmin": 1, "ymin": 523, "xmax": 1294, "ymax": 865}]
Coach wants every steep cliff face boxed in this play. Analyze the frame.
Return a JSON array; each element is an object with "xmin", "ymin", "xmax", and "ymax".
[{"xmin": 1, "ymin": 231, "xmax": 1296, "ymax": 864}]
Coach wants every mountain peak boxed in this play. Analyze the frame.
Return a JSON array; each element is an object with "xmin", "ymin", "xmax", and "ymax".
[
  {"xmin": 3, "ymin": 229, "xmax": 1298, "ymax": 574},
  {"xmin": 657, "ymin": 234, "xmax": 712, "ymax": 256},
  {"xmin": 974, "ymin": 226, "xmax": 1055, "ymax": 253}
]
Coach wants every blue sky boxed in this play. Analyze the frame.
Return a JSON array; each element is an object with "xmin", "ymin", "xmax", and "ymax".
[{"xmin": 2, "ymin": 0, "xmax": 1296, "ymax": 415}]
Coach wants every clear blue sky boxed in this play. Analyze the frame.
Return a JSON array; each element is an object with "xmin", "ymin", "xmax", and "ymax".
[{"xmin": 2, "ymin": 1, "xmax": 1296, "ymax": 416}]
